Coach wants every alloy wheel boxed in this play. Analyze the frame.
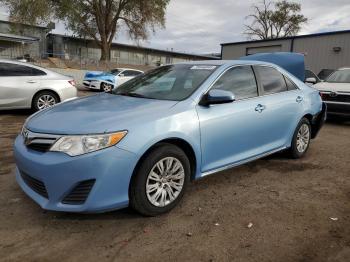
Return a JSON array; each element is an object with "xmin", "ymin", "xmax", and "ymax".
[
  {"xmin": 37, "ymin": 94, "xmax": 56, "ymax": 110},
  {"xmin": 296, "ymin": 123, "xmax": 310, "ymax": 153},
  {"xmin": 102, "ymin": 83, "xmax": 113, "ymax": 92},
  {"xmin": 146, "ymin": 157, "xmax": 185, "ymax": 207}
]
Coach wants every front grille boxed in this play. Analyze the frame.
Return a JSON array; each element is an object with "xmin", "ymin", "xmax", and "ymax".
[
  {"xmin": 322, "ymin": 92, "xmax": 350, "ymax": 103},
  {"xmin": 62, "ymin": 179, "xmax": 96, "ymax": 205},
  {"xmin": 23, "ymin": 129, "xmax": 60, "ymax": 152},
  {"xmin": 20, "ymin": 171, "xmax": 48, "ymax": 199},
  {"xmin": 27, "ymin": 142, "xmax": 53, "ymax": 152}
]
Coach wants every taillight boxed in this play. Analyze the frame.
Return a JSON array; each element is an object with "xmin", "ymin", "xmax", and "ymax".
[
  {"xmin": 319, "ymin": 92, "xmax": 323, "ymax": 99},
  {"xmin": 68, "ymin": 80, "xmax": 76, "ymax": 87}
]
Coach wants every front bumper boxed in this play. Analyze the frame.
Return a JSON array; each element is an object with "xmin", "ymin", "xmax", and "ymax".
[
  {"xmin": 14, "ymin": 135, "xmax": 138, "ymax": 213},
  {"xmin": 83, "ymin": 80, "xmax": 101, "ymax": 90},
  {"xmin": 324, "ymin": 101, "xmax": 350, "ymax": 117}
]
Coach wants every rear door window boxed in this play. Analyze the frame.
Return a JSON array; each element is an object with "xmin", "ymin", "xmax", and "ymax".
[
  {"xmin": 122, "ymin": 70, "xmax": 141, "ymax": 77},
  {"xmin": 211, "ymin": 66, "xmax": 258, "ymax": 100},
  {"xmin": 255, "ymin": 66, "xmax": 287, "ymax": 95},
  {"xmin": 284, "ymin": 76, "xmax": 298, "ymax": 91}
]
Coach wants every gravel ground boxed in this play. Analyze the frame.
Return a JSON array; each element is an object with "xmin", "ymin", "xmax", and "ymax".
[{"xmin": 0, "ymin": 89, "xmax": 349, "ymax": 262}]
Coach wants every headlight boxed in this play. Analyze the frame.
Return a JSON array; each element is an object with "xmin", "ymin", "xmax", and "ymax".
[{"xmin": 50, "ymin": 131, "xmax": 127, "ymax": 156}]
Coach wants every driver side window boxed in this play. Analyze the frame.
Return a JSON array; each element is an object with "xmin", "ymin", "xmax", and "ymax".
[{"xmin": 212, "ymin": 66, "xmax": 258, "ymax": 100}]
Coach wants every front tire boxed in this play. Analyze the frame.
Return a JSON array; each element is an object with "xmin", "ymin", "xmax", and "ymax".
[
  {"xmin": 289, "ymin": 118, "xmax": 311, "ymax": 159},
  {"xmin": 129, "ymin": 143, "xmax": 191, "ymax": 216},
  {"xmin": 100, "ymin": 82, "xmax": 113, "ymax": 93}
]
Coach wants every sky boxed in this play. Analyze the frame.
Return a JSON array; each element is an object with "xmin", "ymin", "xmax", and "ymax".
[{"xmin": 1, "ymin": 0, "xmax": 350, "ymax": 54}]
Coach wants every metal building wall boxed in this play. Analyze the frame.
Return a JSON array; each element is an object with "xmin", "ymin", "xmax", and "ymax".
[
  {"xmin": 221, "ymin": 32, "xmax": 350, "ymax": 74},
  {"xmin": 221, "ymin": 39, "xmax": 292, "ymax": 59},
  {"xmin": 293, "ymin": 33, "xmax": 350, "ymax": 73}
]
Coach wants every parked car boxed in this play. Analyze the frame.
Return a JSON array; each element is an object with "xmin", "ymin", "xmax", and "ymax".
[
  {"xmin": 14, "ymin": 57, "xmax": 326, "ymax": 216},
  {"xmin": 83, "ymin": 68, "xmax": 144, "ymax": 92},
  {"xmin": 0, "ymin": 59, "xmax": 77, "ymax": 111},
  {"xmin": 314, "ymin": 67, "xmax": 350, "ymax": 117},
  {"xmin": 305, "ymin": 69, "xmax": 322, "ymax": 85},
  {"xmin": 318, "ymin": 69, "xmax": 335, "ymax": 81}
]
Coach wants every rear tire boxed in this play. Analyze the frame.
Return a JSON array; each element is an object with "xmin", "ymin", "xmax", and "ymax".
[
  {"xmin": 129, "ymin": 143, "xmax": 191, "ymax": 216},
  {"xmin": 288, "ymin": 118, "xmax": 311, "ymax": 159},
  {"xmin": 32, "ymin": 91, "xmax": 59, "ymax": 112}
]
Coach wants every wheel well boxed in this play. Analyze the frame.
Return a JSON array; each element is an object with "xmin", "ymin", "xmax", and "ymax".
[
  {"xmin": 32, "ymin": 89, "xmax": 61, "ymax": 107},
  {"xmin": 303, "ymin": 113, "xmax": 319, "ymax": 139},
  {"xmin": 131, "ymin": 138, "xmax": 197, "ymax": 184},
  {"xmin": 303, "ymin": 114, "xmax": 313, "ymax": 124}
]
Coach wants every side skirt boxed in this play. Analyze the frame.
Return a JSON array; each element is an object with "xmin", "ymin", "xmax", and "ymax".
[{"xmin": 199, "ymin": 146, "xmax": 287, "ymax": 178}]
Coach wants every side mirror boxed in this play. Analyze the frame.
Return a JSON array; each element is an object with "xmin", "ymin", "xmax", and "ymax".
[
  {"xmin": 305, "ymin": 77, "xmax": 317, "ymax": 84},
  {"xmin": 119, "ymin": 73, "xmax": 125, "ymax": 77},
  {"xmin": 200, "ymin": 89, "xmax": 235, "ymax": 106}
]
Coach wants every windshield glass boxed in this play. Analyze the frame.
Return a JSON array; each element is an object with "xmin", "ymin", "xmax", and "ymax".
[
  {"xmin": 110, "ymin": 69, "xmax": 122, "ymax": 75},
  {"xmin": 113, "ymin": 64, "xmax": 217, "ymax": 101},
  {"xmin": 326, "ymin": 69, "xmax": 350, "ymax": 83}
]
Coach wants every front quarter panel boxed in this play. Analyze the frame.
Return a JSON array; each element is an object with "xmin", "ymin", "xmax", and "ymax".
[{"xmin": 116, "ymin": 100, "xmax": 202, "ymax": 178}]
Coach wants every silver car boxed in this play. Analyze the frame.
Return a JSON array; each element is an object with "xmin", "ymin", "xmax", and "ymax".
[{"xmin": 0, "ymin": 59, "xmax": 77, "ymax": 111}]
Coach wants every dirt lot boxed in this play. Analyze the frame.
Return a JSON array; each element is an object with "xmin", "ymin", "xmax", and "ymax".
[{"xmin": 0, "ymin": 90, "xmax": 349, "ymax": 262}]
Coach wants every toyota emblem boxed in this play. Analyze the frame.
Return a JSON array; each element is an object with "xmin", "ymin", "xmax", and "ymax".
[{"xmin": 329, "ymin": 92, "xmax": 338, "ymax": 97}]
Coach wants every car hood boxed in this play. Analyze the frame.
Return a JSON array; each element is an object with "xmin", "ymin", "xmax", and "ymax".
[
  {"xmin": 84, "ymin": 71, "xmax": 115, "ymax": 84},
  {"xmin": 313, "ymin": 82, "xmax": 350, "ymax": 92},
  {"xmin": 26, "ymin": 94, "xmax": 178, "ymax": 134}
]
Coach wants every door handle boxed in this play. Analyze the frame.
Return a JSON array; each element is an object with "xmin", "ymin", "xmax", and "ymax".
[
  {"xmin": 255, "ymin": 104, "xmax": 266, "ymax": 113},
  {"xmin": 27, "ymin": 80, "xmax": 37, "ymax": 84},
  {"xmin": 296, "ymin": 96, "xmax": 303, "ymax": 103}
]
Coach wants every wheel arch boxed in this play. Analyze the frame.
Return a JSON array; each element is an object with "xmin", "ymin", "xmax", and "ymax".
[
  {"xmin": 302, "ymin": 112, "xmax": 321, "ymax": 139},
  {"xmin": 130, "ymin": 137, "xmax": 198, "ymax": 190},
  {"xmin": 31, "ymin": 89, "xmax": 61, "ymax": 108}
]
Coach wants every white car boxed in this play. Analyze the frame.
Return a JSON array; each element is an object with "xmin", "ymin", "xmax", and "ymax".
[
  {"xmin": 313, "ymin": 67, "xmax": 350, "ymax": 117},
  {"xmin": 0, "ymin": 59, "xmax": 77, "ymax": 111},
  {"xmin": 83, "ymin": 68, "xmax": 144, "ymax": 92}
]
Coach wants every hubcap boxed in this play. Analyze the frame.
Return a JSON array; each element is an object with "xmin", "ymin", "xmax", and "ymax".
[
  {"xmin": 37, "ymin": 95, "xmax": 56, "ymax": 110},
  {"xmin": 102, "ymin": 83, "xmax": 113, "ymax": 92},
  {"xmin": 296, "ymin": 123, "xmax": 310, "ymax": 153},
  {"xmin": 146, "ymin": 157, "xmax": 185, "ymax": 207}
]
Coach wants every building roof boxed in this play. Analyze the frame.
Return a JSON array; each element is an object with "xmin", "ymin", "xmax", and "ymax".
[
  {"xmin": 221, "ymin": 29, "xmax": 350, "ymax": 46},
  {"xmin": 49, "ymin": 33, "xmax": 219, "ymax": 60},
  {"xmin": 0, "ymin": 19, "xmax": 48, "ymax": 29},
  {"xmin": 0, "ymin": 32, "xmax": 39, "ymax": 43}
]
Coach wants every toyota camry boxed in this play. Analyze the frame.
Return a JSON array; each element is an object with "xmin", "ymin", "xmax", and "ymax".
[{"xmin": 14, "ymin": 54, "xmax": 326, "ymax": 216}]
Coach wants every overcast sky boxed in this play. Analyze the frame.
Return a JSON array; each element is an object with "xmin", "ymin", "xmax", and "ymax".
[{"xmin": 1, "ymin": 0, "xmax": 350, "ymax": 54}]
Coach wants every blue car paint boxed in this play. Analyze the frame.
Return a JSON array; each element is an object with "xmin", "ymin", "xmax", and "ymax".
[
  {"xmin": 240, "ymin": 52, "xmax": 306, "ymax": 81},
  {"xmin": 14, "ymin": 59, "xmax": 324, "ymax": 213},
  {"xmin": 84, "ymin": 71, "xmax": 116, "ymax": 86}
]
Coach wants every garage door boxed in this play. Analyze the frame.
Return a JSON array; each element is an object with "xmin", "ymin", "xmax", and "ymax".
[{"xmin": 246, "ymin": 45, "xmax": 282, "ymax": 55}]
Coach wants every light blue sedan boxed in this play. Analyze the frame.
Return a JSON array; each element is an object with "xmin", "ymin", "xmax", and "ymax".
[{"xmin": 14, "ymin": 55, "xmax": 326, "ymax": 216}]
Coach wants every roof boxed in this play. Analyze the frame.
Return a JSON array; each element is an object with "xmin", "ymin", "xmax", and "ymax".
[
  {"xmin": 221, "ymin": 29, "xmax": 350, "ymax": 46},
  {"xmin": 179, "ymin": 59, "xmax": 283, "ymax": 67},
  {"xmin": 48, "ymin": 33, "xmax": 219, "ymax": 60},
  {"xmin": 0, "ymin": 33, "xmax": 39, "ymax": 43},
  {"xmin": 0, "ymin": 19, "xmax": 48, "ymax": 30}
]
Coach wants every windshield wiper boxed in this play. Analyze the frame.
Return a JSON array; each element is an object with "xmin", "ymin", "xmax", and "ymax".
[{"xmin": 117, "ymin": 92, "xmax": 147, "ymax": 98}]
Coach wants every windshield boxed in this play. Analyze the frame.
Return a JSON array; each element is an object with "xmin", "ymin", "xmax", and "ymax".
[
  {"xmin": 110, "ymin": 69, "xmax": 122, "ymax": 75},
  {"xmin": 326, "ymin": 69, "xmax": 350, "ymax": 83},
  {"xmin": 113, "ymin": 64, "xmax": 217, "ymax": 101}
]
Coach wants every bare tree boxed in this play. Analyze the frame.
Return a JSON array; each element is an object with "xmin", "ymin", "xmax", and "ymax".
[{"xmin": 244, "ymin": 0, "xmax": 307, "ymax": 40}]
